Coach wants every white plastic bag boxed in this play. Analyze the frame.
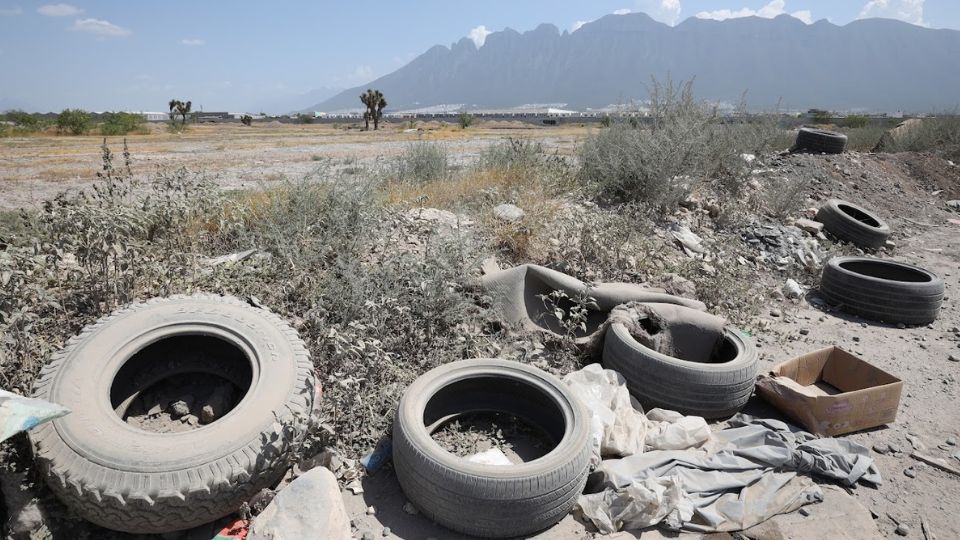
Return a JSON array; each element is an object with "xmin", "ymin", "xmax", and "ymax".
[{"xmin": 0, "ymin": 389, "xmax": 70, "ymax": 443}]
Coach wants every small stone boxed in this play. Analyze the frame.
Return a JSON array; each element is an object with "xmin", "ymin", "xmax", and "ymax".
[
  {"xmin": 181, "ymin": 414, "xmax": 199, "ymax": 426},
  {"xmin": 770, "ymin": 309, "xmax": 782, "ymax": 318},
  {"xmin": 361, "ymin": 532, "xmax": 375, "ymax": 540},
  {"xmin": 903, "ymin": 467, "xmax": 916, "ymax": 478},
  {"xmin": 783, "ymin": 278, "xmax": 804, "ymax": 299},
  {"xmin": 382, "ymin": 527, "xmax": 391, "ymax": 537},
  {"xmin": 795, "ymin": 218, "xmax": 824, "ymax": 235},
  {"xmin": 896, "ymin": 523, "xmax": 910, "ymax": 536},
  {"xmin": 947, "ymin": 437, "xmax": 957, "ymax": 446},
  {"xmin": 888, "ymin": 444, "xmax": 902, "ymax": 454},
  {"xmin": 402, "ymin": 502, "xmax": 419, "ymax": 515},
  {"xmin": 201, "ymin": 405, "xmax": 216, "ymax": 424},
  {"xmin": 799, "ymin": 328, "xmax": 810, "ymax": 336},
  {"xmin": 799, "ymin": 506, "xmax": 812, "ymax": 517},
  {"xmin": 493, "ymin": 203, "xmax": 525, "ymax": 223},
  {"xmin": 852, "ymin": 336, "xmax": 861, "ymax": 342},
  {"xmin": 897, "ymin": 322, "xmax": 907, "ymax": 329},
  {"xmin": 949, "ymin": 354, "xmax": 960, "ymax": 363},
  {"xmin": 872, "ymin": 443, "xmax": 889, "ymax": 454},
  {"xmin": 169, "ymin": 400, "xmax": 190, "ymax": 418},
  {"xmin": 147, "ymin": 404, "xmax": 163, "ymax": 416},
  {"xmin": 366, "ymin": 506, "xmax": 376, "ymax": 516}
]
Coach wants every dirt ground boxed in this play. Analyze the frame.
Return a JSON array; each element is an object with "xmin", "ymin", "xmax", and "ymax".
[
  {"xmin": 2, "ymin": 123, "xmax": 959, "ymax": 539},
  {"xmin": 0, "ymin": 121, "xmax": 586, "ymax": 209}
]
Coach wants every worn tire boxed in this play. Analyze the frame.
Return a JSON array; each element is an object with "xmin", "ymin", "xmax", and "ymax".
[
  {"xmin": 29, "ymin": 294, "xmax": 315, "ymax": 533},
  {"xmin": 795, "ymin": 127, "xmax": 848, "ymax": 154},
  {"xmin": 815, "ymin": 199, "xmax": 891, "ymax": 249},
  {"xmin": 393, "ymin": 359, "xmax": 591, "ymax": 538},
  {"xmin": 602, "ymin": 324, "xmax": 758, "ymax": 418},
  {"xmin": 819, "ymin": 257, "xmax": 944, "ymax": 325}
]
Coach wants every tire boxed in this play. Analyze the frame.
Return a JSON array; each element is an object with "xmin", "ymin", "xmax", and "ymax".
[
  {"xmin": 392, "ymin": 359, "xmax": 591, "ymax": 538},
  {"xmin": 602, "ymin": 324, "xmax": 758, "ymax": 418},
  {"xmin": 795, "ymin": 127, "xmax": 848, "ymax": 154},
  {"xmin": 819, "ymin": 257, "xmax": 944, "ymax": 325},
  {"xmin": 29, "ymin": 294, "xmax": 315, "ymax": 533},
  {"xmin": 815, "ymin": 199, "xmax": 891, "ymax": 249}
]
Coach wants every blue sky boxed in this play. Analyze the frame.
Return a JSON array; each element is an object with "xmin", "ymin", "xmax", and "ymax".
[{"xmin": 1, "ymin": 1, "xmax": 957, "ymax": 112}]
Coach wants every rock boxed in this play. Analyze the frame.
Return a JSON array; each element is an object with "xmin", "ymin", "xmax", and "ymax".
[
  {"xmin": 382, "ymin": 527, "xmax": 391, "ymax": 537},
  {"xmin": 783, "ymin": 279, "xmax": 804, "ymax": 299},
  {"xmin": 407, "ymin": 207, "xmax": 473, "ymax": 228},
  {"xmin": 904, "ymin": 467, "xmax": 916, "ymax": 478},
  {"xmin": 366, "ymin": 505, "xmax": 376, "ymax": 515},
  {"xmin": 799, "ymin": 506, "xmax": 812, "ymax": 517},
  {"xmin": 168, "ymin": 400, "xmax": 190, "ymax": 418},
  {"xmin": 770, "ymin": 309, "xmax": 782, "ymax": 318},
  {"xmin": 361, "ymin": 532, "xmax": 375, "ymax": 540},
  {"xmin": 872, "ymin": 443, "xmax": 889, "ymax": 454},
  {"xmin": 795, "ymin": 218, "xmax": 824, "ymax": 235},
  {"xmin": 147, "ymin": 404, "xmax": 163, "ymax": 417},
  {"xmin": 199, "ymin": 383, "xmax": 235, "ymax": 424},
  {"xmin": 402, "ymin": 501, "xmax": 419, "ymax": 515},
  {"xmin": 799, "ymin": 328, "xmax": 810, "ymax": 336},
  {"xmin": 947, "ymin": 437, "xmax": 957, "ymax": 446},
  {"xmin": 896, "ymin": 523, "xmax": 910, "ymax": 536},
  {"xmin": 248, "ymin": 467, "xmax": 351, "ymax": 540},
  {"xmin": 949, "ymin": 354, "xmax": 960, "ymax": 363},
  {"xmin": 946, "ymin": 200, "xmax": 960, "ymax": 211},
  {"xmin": 181, "ymin": 414, "xmax": 199, "ymax": 426},
  {"xmin": 493, "ymin": 204, "xmax": 525, "ymax": 222},
  {"xmin": 0, "ymin": 471, "xmax": 46, "ymax": 538}
]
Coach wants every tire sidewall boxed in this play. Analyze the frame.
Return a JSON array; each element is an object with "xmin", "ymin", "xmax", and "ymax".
[
  {"xmin": 34, "ymin": 296, "xmax": 302, "ymax": 473},
  {"xmin": 606, "ymin": 323, "xmax": 756, "ymax": 376},
  {"xmin": 395, "ymin": 359, "xmax": 590, "ymax": 483}
]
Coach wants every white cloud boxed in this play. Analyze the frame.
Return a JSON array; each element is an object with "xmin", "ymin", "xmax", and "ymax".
[
  {"xmin": 636, "ymin": 0, "xmax": 682, "ymax": 25},
  {"xmin": 0, "ymin": 6, "xmax": 22, "ymax": 16},
  {"xmin": 468, "ymin": 25, "xmax": 492, "ymax": 48},
  {"xmin": 180, "ymin": 38, "xmax": 205, "ymax": 46},
  {"xmin": 37, "ymin": 3, "xmax": 82, "ymax": 16},
  {"xmin": 71, "ymin": 18, "xmax": 131, "ymax": 37},
  {"xmin": 696, "ymin": 0, "xmax": 813, "ymax": 24},
  {"xmin": 613, "ymin": 8, "xmax": 632, "ymax": 15},
  {"xmin": 859, "ymin": 0, "xmax": 926, "ymax": 26}
]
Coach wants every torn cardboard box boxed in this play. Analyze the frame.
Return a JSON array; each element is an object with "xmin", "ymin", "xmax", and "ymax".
[{"xmin": 755, "ymin": 346, "xmax": 902, "ymax": 436}]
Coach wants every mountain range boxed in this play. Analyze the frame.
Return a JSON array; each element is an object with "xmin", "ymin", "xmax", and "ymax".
[{"xmin": 312, "ymin": 13, "xmax": 960, "ymax": 113}]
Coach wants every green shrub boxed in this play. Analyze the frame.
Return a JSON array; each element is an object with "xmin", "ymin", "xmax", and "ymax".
[
  {"xmin": 56, "ymin": 109, "xmax": 92, "ymax": 135},
  {"xmin": 100, "ymin": 112, "xmax": 146, "ymax": 136},
  {"xmin": 578, "ymin": 78, "xmax": 779, "ymax": 211},
  {"xmin": 394, "ymin": 142, "xmax": 449, "ymax": 184},
  {"xmin": 843, "ymin": 115, "xmax": 870, "ymax": 129},
  {"xmin": 458, "ymin": 112, "xmax": 476, "ymax": 129},
  {"xmin": 4, "ymin": 110, "xmax": 50, "ymax": 133},
  {"xmin": 880, "ymin": 116, "xmax": 960, "ymax": 159}
]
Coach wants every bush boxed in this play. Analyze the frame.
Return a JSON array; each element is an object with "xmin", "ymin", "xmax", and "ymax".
[
  {"xmin": 3, "ymin": 110, "xmax": 51, "ymax": 134},
  {"xmin": 578, "ymin": 78, "xmax": 776, "ymax": 211},
  {"xmin": 880, "ymin": 116, "xmax": 960, "ymax": 159},
  {"xmin": 843, "ymin": 115, "xmax": 870, "ymax": 129},
  {"xmin": 458, "ymin": 112, "xmax": 475, "ymax": 129},
  {"xmin": 99, "ymin": 112, "xmax": 146, "ymax": 136},
  {"xmin": 394, "ymin": 142, "xmax": 449, "ymax": 184},
  {"xmin": 56, "ymin": 109, "xmax": 92, "ymax": 135}
]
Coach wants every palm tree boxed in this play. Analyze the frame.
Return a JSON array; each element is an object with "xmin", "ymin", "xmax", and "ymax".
[{"xmin": 359, "ymin": 89, "xmax": 387, "ymax": 130}]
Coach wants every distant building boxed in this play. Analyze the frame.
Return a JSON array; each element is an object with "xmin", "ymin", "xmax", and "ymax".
[{"xmin": 137, "ymin": 112, "xmax": 169, "ymax": 122}]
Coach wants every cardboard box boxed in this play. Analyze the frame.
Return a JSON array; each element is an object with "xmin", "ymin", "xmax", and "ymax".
[{"xmin": 755, "ymin": 346, "xmax": 903, "ymax": 436}]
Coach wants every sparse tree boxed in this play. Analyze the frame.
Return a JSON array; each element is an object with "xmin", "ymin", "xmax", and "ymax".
[
  {"xmin": 56, "ymin": 109, "xmax": 92, "ymax": 135},
  {"xmin": 359, "ymin": 89, "xmax": 387, "ymax": 130},
  {"xmin": 168, "ymin": 99, "xmax": 193, "ymax": 127},
  {"xmin": 240, "ymin": 114, "xmax": 253, "ymax": 126},
  {"xmin": 458, "ymin": 112, "xmax": 475, "ymax": 129}
]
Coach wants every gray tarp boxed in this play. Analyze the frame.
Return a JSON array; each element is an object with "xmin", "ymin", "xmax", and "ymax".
[
  {"xmin": 567, "ymin": 366, "xmax": 881, "ymax": 534},
  {"xmin": 480, "ymin": 264, "xmax": 706, "ymax": 344}
]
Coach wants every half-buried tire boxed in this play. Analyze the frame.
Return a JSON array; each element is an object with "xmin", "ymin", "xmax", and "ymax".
[
  {"xmin": 815, "ymin": 199, "xmax": 891, "ymax": 249},
  {"xmin": 819, "ymin": 256, "xmax": 944, "ymax": 325},
  {"xmin": 29, "ymin": 294, "xmax": 315, "ymax": 533},
  {"xmin": 392, "ymin": 359, "xmax": 591, "ymax": 538},
  {"xmin": 602, "ymin": 323, "xmax": 758, "ymax": 418},
  {"xmin": 794, "ymin": 126, "xmax": 848, "ymax": 154}
]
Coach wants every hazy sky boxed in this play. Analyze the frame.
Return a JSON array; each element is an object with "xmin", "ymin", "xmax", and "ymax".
[{"xmin": 1, "ymin": 1, "xmax": 957, "ymax": 112}]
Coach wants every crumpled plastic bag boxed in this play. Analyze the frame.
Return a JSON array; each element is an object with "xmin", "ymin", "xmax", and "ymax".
[
  {"xmin": 0, "ymin": 389, "xmax": 70, "ymax": 443},
  {"xmin": 564, "ymin": 364, "xmax": 647, "ymax": 461},
  {"xmin": 576, "ymin": 476, "xmax": 692, "ymax": 532},
  {"xmin": 645, "ymin": 409, "xmax": 711, "ymax": 451}
]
